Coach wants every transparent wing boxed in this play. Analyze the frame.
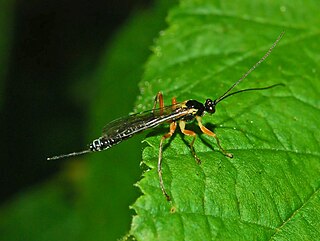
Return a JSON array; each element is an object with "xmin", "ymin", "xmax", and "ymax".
[{"xmin": 102, "ymin": 103, "xmax": 188, "ymax": 138}]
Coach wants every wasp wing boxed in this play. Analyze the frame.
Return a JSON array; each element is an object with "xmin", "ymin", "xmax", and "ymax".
[{"xmin": 102, "ymin": 103, "xmax": 188, "ymax": 138}]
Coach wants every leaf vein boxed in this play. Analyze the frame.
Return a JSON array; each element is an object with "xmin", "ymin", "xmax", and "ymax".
[{"xmin": 269, "ymin": 186, "xmax": 320, "ymax": 240}]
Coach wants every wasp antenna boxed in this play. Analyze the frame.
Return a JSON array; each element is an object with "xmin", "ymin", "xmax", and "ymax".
[
  {"xmin": 215, "ymin": 31, "xmax": 285, "ymax": 104},
  {"xmin": 47, "ymin": 149, "xmax": 91, "ymax": 161},
  {"xmin": 215, "ymin": 83, "xmax": 285, "ymax": 103}
]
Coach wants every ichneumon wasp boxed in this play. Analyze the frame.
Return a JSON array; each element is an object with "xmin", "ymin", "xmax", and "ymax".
[{"xmin": 48, "ymin": 31, "xmax": 284, "ymax": 201}]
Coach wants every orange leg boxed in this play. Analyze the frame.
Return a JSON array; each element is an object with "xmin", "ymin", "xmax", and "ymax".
[
  {"xmin": 171, "ymin": 96, "xmax": 177, "ymax": 105},
  {"xmin": 153, "ymin": 92, "xmax": 177, "ymax": 112},
  {"xmin": 179, "ymin": 120, "xmax": 201, "ymax": 164},
  {"xmin": 153, "ymin": 92, "xmax": 164, "ymax": 114},
  {"xmin": 154, "ymin": 92, "xmax": 179, "ymax": 200},
  {"xmin": 196, "ymin": 116, "xmax": 233, "ymax": 158},
  {"xmin": 158, "ymin": 121, "xmax": 177, "ymax": 201}
]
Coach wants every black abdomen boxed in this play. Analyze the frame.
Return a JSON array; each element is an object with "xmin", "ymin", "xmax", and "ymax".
[{"xmin": 89, "ymin": 134, "xmax": 133, "ymax": 152}]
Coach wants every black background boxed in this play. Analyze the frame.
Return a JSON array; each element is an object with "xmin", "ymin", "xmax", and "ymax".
[{"xmin": 1, "ymin": 0, "xmax": 152, "ymax": 204}]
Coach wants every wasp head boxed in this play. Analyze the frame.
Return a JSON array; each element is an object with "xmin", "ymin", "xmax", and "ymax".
[{"xmin": 204, "ymin": 98, "xmax": 216, "ymax": 114}]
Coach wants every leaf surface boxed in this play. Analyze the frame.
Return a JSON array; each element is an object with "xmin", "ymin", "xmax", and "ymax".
[{"xmin": 130, "ymin": 1, "xmax": 320, "ymax": 240}]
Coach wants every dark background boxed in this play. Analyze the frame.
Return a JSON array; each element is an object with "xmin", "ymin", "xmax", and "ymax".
[{"xmin": 1, "ymin": 0, "xmax": 152, "ymax": 204}]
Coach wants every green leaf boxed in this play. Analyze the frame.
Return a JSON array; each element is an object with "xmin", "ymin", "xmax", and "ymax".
[{"xmin": 130, "ymin": 0, "xmax": 320, "ymax": 240}]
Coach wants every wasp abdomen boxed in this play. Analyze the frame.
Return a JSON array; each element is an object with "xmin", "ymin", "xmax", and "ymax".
[
  {"xmin": 89, "ymin": 134, "xmax": 132, "ymax": 152},
  {"xmin": 89, "ymin": 138, "xmax": 115, "ymax": 151}
]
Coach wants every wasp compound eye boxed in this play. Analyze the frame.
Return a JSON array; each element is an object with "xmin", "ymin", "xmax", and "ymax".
[{"xmin": 205, "ymin": 99, "xmax": 216, "ymax": 114}]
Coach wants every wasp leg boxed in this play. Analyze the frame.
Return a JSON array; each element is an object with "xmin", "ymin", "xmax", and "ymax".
[
  {"xmin": 153, "ymin": 92, "xmax": 177, "ymax": 113},
  {"xmin": 159, "ymin": 121, "xmax": 177, "ymax": 201},
  {"xmin": 179, "ymin": 120, "xmax": 201, "ymax": 164},
  {"xmin": 171, "ymin": 96, "xmax": 177, "ymax": 105},
  {"xmin": 153, "ymin": 92, "xmax": 164, "ymax": 114},
  {"xmin": 196, "ymin": 116, "xmax": 233, "ymax": 158}
]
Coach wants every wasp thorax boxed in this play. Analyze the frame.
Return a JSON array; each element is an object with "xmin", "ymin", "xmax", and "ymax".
[
  {"xmin": 186, "ymin": 100, "xmax": 205, "ymax": 116},
  {"xmin": 204, "ymin": 99, "xmax": 216, "ymax": 114}
]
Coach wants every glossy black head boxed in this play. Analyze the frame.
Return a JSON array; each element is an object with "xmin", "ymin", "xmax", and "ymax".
[{"xmin": 204, "ymin": 98, "xmax": 216, "ymax": 114}]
